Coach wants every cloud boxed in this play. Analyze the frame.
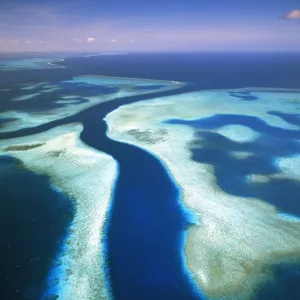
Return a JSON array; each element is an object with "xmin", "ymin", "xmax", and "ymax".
[
  {"xmin": 87, "ymin": 37, "xmax": 96, "ymax": 42},
  {"xmin": 284, "ymin": 10, "xmax": 300, "ymax": 20}
]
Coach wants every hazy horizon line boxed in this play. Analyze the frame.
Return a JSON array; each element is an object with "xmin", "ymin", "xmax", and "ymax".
[{"xmin": 1, "ymin": 49, "xmax": 300, "ymax": 55}]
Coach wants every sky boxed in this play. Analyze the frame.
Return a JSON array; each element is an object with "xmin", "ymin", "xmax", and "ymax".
[{"xmin": 0, "ymin": 0, "xmax": 299, "ymax": 52}]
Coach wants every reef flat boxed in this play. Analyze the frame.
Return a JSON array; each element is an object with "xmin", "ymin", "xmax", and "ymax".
[
  {"xmin": 0, "ymin": 57, "xmax": 63, "ymax": 70},
  {"xmin": 0, "ymin": 123, "xmax": 117, "ymax": 300},
  {"xmin": 0, "ymin": 75, "xmax": 183, "ymax": 132},
  {"xmin": 105, "ymin": 89, "xmax": 300, "ymax": 299}
]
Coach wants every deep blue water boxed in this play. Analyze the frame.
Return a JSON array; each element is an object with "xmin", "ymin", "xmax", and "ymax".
[
  {"xmin": 228, "ymin": 91, "xmax": 258, "ymax": 101},
  {"xmin": 256, "ymin": 265, "xmax": 300, "ymax": 299},
  {"xmin": 56, "ymin": 52, "xmax": 300, "ymax": 90},
  {"xmin": 0, "ymin": 156, "xmax": 73, "ymax": 300},
  {"xmin": 1, "ymin": 52, "xmax": 300, "ymax": 300},
  {"xmin": 133, "ymin": 84, "xmax": 165, "ymax": 90}
]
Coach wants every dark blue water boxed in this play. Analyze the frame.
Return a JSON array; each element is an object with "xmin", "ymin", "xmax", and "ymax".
[
  {"xmin": 58, "ymin": 81, "xmax": 118, "ymax": 97},
  {"xmin": 58, "ymin": 52, "xmax": 300, "ymax": 90},
  {"xmin": 0, "ymin": 156, "xmax": 73, "ymax": 300},
  {"xmin": 256, "ymin": 265, "xmax": 300, "ymax": 299},
  {"xmin": 228, "ymin": 91, "xmax": 258, "ymax": 101},
  {"xmin": 1, "ymin": 52, "xmax": 300, "ymax": 300},
  {"xmin": 133, "ymin": 84, "xmax": 165, "ymax": 90}
]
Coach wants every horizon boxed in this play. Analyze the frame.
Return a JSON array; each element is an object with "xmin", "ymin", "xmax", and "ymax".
[{"xmin": 1, "ymin": 50, "xmax": 300, "ymax": 55}]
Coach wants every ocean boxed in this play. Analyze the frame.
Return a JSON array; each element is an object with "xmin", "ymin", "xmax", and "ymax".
[{"xmin": 1, "ymin": 52, "xmax": 300, "ymax": 300}]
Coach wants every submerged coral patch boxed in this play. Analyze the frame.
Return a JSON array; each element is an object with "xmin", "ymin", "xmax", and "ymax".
[
  {"xmin": 13, "ymin": 93, "xmax": 41, "ymax": 101},
  {"xmin": 4, "ymin": 142, "xmax": 45, "ymax": 151},
  {"xmin": 215, "ymin": 124, "xmax": 258, "ymax": 142},
  {"xmin": 20, "ymin": 82, "xmax": 49, "ymax": 90},
  {"xmin": 0, "ymin": 57, "xmax": 63, "ymax": 70}
]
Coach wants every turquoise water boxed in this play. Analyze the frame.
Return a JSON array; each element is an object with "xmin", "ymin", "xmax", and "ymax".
[{"xmin": 0, "ymin": 58, "xmax": 62, "ymax": 70}]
